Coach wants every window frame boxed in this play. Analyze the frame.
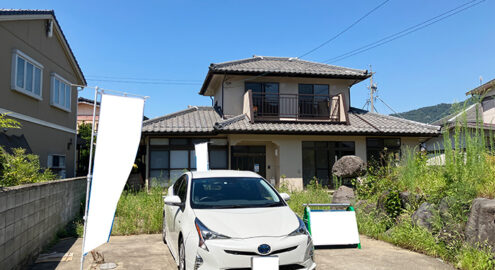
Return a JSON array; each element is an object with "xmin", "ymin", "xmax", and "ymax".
[
  {"xmin": 366, "ymin": 137, "xmax": 402, "ymax": 166},
  {"xmin": 50, "ymin": 73, "xmax": 72, "ymax": 112},
  {"xmin": 11, "ymin": 49, "xmax": 44, "ymax": 100},
  {"xmin": 245, "ymin": 82, "xmax": 280, "ymax": 117},
  {"xmin": 148, "ymin": 138, "xmax": 229, "ymax": 185},
  {"xmin": 301, "ymin": 141, "xmax": 355, "ymax": 187}
]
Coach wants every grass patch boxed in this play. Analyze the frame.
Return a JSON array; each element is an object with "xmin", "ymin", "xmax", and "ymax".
[
  {"xmin": 355, "ymin": 101, "xmax": 495, "ymax": 269},
  {"xmin": 280, "ymin": 180, "xmax": 332, "ymax": 217},
  {"xmin": 111, "ymin": 187, "xmax": 164, "ymax": 235}
]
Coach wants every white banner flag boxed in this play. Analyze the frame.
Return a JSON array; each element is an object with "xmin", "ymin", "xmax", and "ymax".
[
  {"xmin": 82, "ymin": 94, "xmax": 144, "ymax": 254},
  {"xmin": 195, "ymin": 142, "xmax": 209, "ymax": 171}
]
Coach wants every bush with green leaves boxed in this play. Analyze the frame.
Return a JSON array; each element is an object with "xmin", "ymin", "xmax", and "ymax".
[
  {"xmin": 0, "ymin": 148, "xmax": 55, "ymax": 187},
  {"xmin": 355, "ymin": 100, "xmax": 495, "ymax": 269}
]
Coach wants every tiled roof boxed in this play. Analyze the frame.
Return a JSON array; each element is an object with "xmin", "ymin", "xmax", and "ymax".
[
  {"xmin": 143, "ymin": 106, "xmax": 441, "ymax": 136},
  {"xmin": 142, "ymin": 106, "xmax": 222, "ymax": 133},
  {"xmin": 466, "ymin": 78, "xmax": 495, "ymax": 95},
  {"xmin": 200, "ymin": 56, "xmax": 371, "ymax": 95},
  {"xmin": 0, "ymin": 9, "xmax": 86, "ymax": 85},
  {"xmin": 431, "ymin": 104, "xmax": 481, "ymax": 126},
  {"xmin": 210, "ymin": 56, "xmax": 370, "ymax": 78}
]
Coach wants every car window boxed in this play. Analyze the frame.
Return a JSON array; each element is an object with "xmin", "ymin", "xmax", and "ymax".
[
  {"xmin": 177, "ymin": 175, "xmax": 188, "ymax": 202},
  {"xmin": 190, "ymin": 177, "xmax": 285, "ymax": 209},
  {"xmin": 173, "ymin": 175, "xmax": 184, "ymax": 196}
]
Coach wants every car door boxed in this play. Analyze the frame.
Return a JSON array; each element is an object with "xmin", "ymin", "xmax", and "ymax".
[
  {"xmin": 167, "ymin": 175, "xmax": 185, "ymax": 256},
  {"xmin": 174, "ymin": 174, "xmax": 188, "ymax": 244}
]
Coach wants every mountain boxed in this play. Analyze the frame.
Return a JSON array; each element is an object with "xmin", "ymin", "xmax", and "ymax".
[{"xmin": 391, "ymin": 98, "xmax": 476, "ymax": 124}]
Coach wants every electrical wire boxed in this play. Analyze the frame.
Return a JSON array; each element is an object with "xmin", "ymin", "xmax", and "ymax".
[
  {"xmin": 86, "ymin": 78, "xmax": 202, "ymax": 85},
  {"xmin": 323, "ymin": 0, "xmax": 486, "ymax": 63},
  {"xmin": 298, "ymin": 0, "xmax": 390, "ymax": 58},
  {"xmin": 86, "ymin": 75, "xmax": 202, "ymax": 82}
]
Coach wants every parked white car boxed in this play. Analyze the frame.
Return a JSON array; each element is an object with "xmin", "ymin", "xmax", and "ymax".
[{"xmin": 162, "ymin": 170, "xmax": 316, "ymax": 270}]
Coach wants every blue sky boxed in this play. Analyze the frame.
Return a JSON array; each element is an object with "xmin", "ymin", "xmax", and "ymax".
[{"xmin": 4, "ymin": 0, "xmax": 494, "ymax": 118}]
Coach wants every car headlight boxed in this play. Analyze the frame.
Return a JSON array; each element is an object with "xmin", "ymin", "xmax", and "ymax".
[
  {"xmin": 195, "ymin": 218, "xmax": 230, "ymax": 251},
  {"xmin": 288, "ymin": 216, "xmax": 310, "ymax": 237}
]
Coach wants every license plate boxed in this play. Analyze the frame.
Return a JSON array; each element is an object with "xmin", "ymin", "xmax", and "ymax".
[{"xmin": 251, "ymin": 256, "xmax": 279, "ymax": 270}]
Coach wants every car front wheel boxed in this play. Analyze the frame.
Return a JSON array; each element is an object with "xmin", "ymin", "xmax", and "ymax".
[{"xmin": 179, "ymin": 240, "xmax": 185, "ymax": 270}]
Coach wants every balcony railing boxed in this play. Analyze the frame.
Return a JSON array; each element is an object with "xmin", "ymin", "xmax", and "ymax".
[{"xmin": 243, "ymin": 91, "xmax": 346, "ymax": 122}]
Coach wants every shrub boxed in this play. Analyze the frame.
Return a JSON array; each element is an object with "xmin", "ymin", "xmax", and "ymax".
[{"xmin": 0, "ymin": 148, "xmax": 55, "ymax": 187}]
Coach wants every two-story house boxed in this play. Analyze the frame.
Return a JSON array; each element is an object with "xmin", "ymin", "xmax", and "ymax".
[
  {"xmin": 0, "ymin": 10, "xmax": 86, "ymax": 178},
  {"xmin": 142, "ymin": 56, "xmax": 440, "ymax": 189}
]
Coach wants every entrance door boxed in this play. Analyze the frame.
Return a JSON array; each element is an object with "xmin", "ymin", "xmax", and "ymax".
[{"xmin": 231, "ymin": 146, "xmax": 266, "ymax": 178}]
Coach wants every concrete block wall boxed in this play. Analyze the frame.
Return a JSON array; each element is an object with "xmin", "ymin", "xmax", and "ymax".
[{"xmin": 0, "ymin": 177, "xmax": 86, "ymax": 269}]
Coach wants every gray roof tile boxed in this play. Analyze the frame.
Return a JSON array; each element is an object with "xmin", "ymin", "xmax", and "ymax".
[
  {"xmin": 143, "ymin": 106, "xmax": 440, "ymax": 136},
  {"xmin": 210, "ymin": 56, "xmax": 369, "ymax": 78}
]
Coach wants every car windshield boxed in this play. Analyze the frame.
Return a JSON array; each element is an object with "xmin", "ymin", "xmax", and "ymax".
[{"xmin": 190, "ymin": 177, "xmax": 285, "ymax": 209}]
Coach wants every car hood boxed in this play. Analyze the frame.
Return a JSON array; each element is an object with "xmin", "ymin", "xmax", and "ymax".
[{"xmin": 193, "ymin": 206, "xmax": 299, "ymax": 238}]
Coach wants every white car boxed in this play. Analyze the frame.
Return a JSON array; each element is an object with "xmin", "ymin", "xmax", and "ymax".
[{"xmin": 162, "ymin": 170, "xmax": 316, "ymax": 270}]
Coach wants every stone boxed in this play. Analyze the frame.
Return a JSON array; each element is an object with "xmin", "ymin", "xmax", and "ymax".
[
  {"xmin": 332, "ymin": 186, "xmax": 355, "ymax": 204},
  {"xmin": 412, "ymin": 202, "xmax": 436, "ymax": 231},
  {"xmin": 355, "ymin": 199, "xmax": 375, "ymax": 214},
  {"xmin": 465, "ymin": 198, "xmax": 495, "ymax": 248},
  {"xmin": 376, "ymin": 191, "xmax": 390, "ymax": 213},
  {"xmin": 332, "ymin": 155, "xmax": 366, "ymax": 179},
  {"xmin": 399, "ymin": 191, "xmax": 422, "ymax": 209}
]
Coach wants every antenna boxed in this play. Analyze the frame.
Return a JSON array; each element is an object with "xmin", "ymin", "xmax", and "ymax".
[
  {"xmin": 367, "ymin": 65, "xmax": 377, "ymax": 112},
  {"xmin": 479, "ymin": 75, "xmax": 483, "ymax": 86}
]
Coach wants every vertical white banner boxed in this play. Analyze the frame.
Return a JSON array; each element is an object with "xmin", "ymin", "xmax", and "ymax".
[
  {"xmin": 82, "ymin": 94, "xmax": 144, "ymax": 254},
  {"xmin": 195, "ymin": 142, "xmax": 209, "ymax": 171}
]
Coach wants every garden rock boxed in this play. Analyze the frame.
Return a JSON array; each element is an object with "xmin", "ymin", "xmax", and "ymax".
[
  {"xmin": 412, "ymin": 202, "xmax": 435, "ymax": 231},
  {"xmin": 399, "ymin": 191, "xmax": 422, "ymax": 209},
  {"xmin": 332, "ymin": 155, "xmax": 366, "ymax": 179},
  {"xmin": 355, "ymin": 199, "xmax": 374, "ymax": 214},
  {"xmin": 376, "ymin": 191, "xmax": 390, "ymax": 213},
  {"xmin": 465, "ymin": 198, "xmax": 495, "ymax": 249},
  {"xmin": 332, "ymin": 186, "xmax": 355, "ymax": 204}
]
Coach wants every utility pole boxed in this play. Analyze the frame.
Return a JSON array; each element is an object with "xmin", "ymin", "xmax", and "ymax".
[{"xmin": 368, "ymin": 65, "xmax": 377, "ymax": 113}]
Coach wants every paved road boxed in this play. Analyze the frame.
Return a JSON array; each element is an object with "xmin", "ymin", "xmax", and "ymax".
[{"xmin": 29, "ymin": 234, "xmax": 453, "ymax": 270}]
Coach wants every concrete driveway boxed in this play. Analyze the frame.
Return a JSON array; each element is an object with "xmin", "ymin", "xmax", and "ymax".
[{"xmin": 29, "ymin": 234, "xmax": 453, "ymax": 270}]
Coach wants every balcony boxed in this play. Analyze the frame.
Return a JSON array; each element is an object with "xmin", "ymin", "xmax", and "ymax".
[{"xmin": 243, "ymin": 90, "xmax": 348, "ymax": 122}]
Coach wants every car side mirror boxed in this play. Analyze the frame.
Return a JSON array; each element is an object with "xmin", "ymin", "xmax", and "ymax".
[
  {"xmin": 280, "ymin": 193, "xmax": 290, "ymax": 201},
  {"xmin": 164, "ymin": 195, "xmax": 184, "ymax": 207}
]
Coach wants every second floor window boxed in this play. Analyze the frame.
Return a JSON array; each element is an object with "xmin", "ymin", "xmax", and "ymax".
[
  {"xmin": 298, "ymin": 84, "xmax": 330, "ymax": 118},
  {"xmin": 51, "ymin": 74, "xmax": 72, "ymax": 111},
  {"xmin": 12, "ymin": 50, "xmax": 43, "ymax": 99},
  {"xmin": 245, "ymin": 82, "xmax": 279, "ymax": 117}
]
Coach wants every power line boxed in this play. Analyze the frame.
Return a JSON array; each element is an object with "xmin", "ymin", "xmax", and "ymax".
[
  {"xmin": 298, "ymin": 0, "xmax": 390, "ymax": 58},
  {"xmin": 86, "ymin": 75, "xmax": 202, "ymax": 82},
  {"xmin": 86, "ymin": 78, "xmax": 202, "ymax": 85},
  {"xmin": 323, "ymin": 0, "xmax": 486, "ymax": 63}
]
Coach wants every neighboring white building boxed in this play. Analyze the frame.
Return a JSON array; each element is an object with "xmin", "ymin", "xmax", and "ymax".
[{"xmin": 425, "ymin": 78, "xmax": 495, "ymax": 153}]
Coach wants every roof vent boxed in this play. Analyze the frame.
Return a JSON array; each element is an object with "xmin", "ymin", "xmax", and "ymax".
[
  {"xmin": 288, "ymin": 57, "xmax": 298, "ymax": 61},
  {"xmin": 252, "ymin": 55, "xmax": 263, "ymax": 59}
]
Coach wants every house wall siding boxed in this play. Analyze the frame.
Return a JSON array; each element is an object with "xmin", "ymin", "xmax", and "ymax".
[
  {"xmin": 0, "ymin": 19, "xmax": 81, "ymax": 178},
  {"xmin": 0, "ymin": 19, "xmax": 78, "ymax": 129}
]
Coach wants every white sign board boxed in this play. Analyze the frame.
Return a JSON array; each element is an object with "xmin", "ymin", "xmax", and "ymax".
[
  {"xmin": 311, "ymin": 211, "xmax": 360, "ymax": 246},
  {"xmin": 82, "ymin": 94, "xmax": 144, "ymax": 254},
  {"xmin": 195, "ymin": 142, "xmax": 208, "ymax": 171}
]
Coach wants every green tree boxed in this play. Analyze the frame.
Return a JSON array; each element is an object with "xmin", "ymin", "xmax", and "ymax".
[
  {"xmin": 77, "ymin": 122, "xmax": 93, "ymax": 175},
  {"xmin": 0, "ymin": 148, "xmax": 55, "ymax": 187},
  {"xmin": 0, "ymin": 113, "xmax": 21, "ymax": 129}
]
